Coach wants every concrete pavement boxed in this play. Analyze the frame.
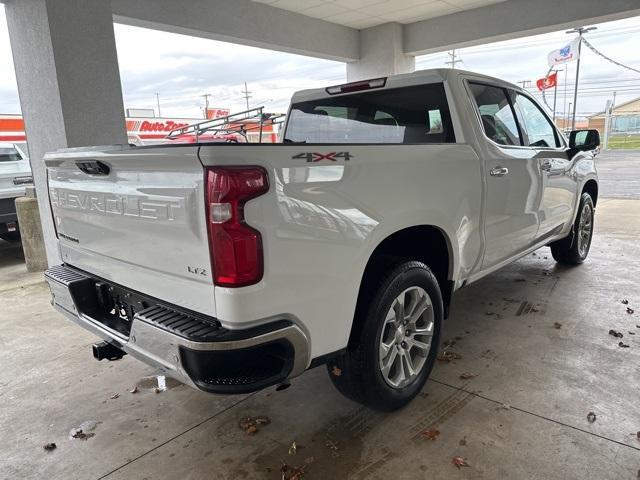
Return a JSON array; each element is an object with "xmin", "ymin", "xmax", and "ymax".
[{"xmin": 1, "ymin": 199, "xmax": 639, "ymax": 479}]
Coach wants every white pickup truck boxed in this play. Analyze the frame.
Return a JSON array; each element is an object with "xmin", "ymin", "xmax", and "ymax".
[{"xmin": 44, "ymin": 69, "xmax": 599, "ymax": 411}]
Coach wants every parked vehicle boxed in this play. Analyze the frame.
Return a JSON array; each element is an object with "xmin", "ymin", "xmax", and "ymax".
[
  {"xmin": 0, "ymin": 142, "xmax": 32, "ymax": 242},
  {"xmin": 43, "ymin": 69, "xmax": 599, "ymax": 411}
]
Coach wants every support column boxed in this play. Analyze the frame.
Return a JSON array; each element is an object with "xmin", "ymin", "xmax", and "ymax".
[
  {"xmin": 5, "ymin": 0, "xmax": 127, "ymax": 264},
  {"xmin": 346, "ymin": 23, "xmax": 415, "ymax": 82}
]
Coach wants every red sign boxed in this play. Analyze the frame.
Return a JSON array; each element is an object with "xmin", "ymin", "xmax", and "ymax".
[
  {"xmin": 536, "ymin": 72, "xmax": 558, "ymax": 91},
  {"xmin": 139, "ymin": 120, "xmax": 189, "ymax": 132},
  {"xmin": 206, "ymin": 108, "xmax": 231, "ymax": 120}
]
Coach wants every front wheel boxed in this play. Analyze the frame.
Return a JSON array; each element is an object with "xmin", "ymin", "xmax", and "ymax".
[
  {"xmin": 328, "ymin": 261, "xmax": 442, "ymax": 411},
  {"xmin": 550, "ymin": 192, "xmax": 594, "ymax": 265}
]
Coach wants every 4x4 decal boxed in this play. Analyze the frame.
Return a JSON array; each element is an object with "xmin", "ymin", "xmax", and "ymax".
[{"xmin": 292, "ymin": 152, "xmax": 352, "ymax": 162}]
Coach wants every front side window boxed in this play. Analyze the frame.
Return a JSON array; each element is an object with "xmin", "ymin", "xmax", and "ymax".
[
  {"xmin": 284, "ymin": 83, "xmax": 455, "ymax": 144},
  {"xmin": 469, "ymin": 83, "xmax": 521, "ymax": 146},
  {"xmin": 513, "ymin": 93, "xmax": 560, "ymax": 148}
]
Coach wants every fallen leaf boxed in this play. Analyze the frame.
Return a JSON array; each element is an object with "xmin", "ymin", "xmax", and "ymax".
[
  {"xmin": 289, "ymin": 441, "xmax": 297, "ymax": 455},
  {"xmin": 330, "ymin": 366, "xmax": 342, "ymax": 377},
  {"xmin": 459, "ymin": 437, "xmax": 467, "ymax": 446},
  {"xmin": 618, "ymin": 342, "xmax": 630, "ymax": 348},
  {"xmin": 636, "ymin": 431, "xmax": 640, "ymax": 441},
  {"xmin": 587, "ymin": 412, "xmax": 597, "ymax": 423},
  {"xmin": 325, "ymin": 439, "xmax": 339, "ymax": 452},
  {"xmin": 70, "ymin": 429, "xmax": 94, "ymax": 440},
  {"xmin": 129, "ymin": 386, "xmax": 138, "ymax": 394},
  {"xmin": 43, "ymin": 443, "xmax": 56, "ymax": 452},
  {"xmin": 110, "ymin": 393, "xmax": 119, "ymax": 399},
  {"xmin": 289, "ymin": 465, "xmax": 306, "ymax": 480},
  {"xmin": 239, "ymin": 416, "xmax": 270, "ymax": 435},
  {"xmin": 451, "ymin": 456, "xmax": 470, "ymax": 469},
  {"xmin": 420, "ymin": 428, "xmax": 440, "ymax": 441},
  {"xmin": 254, "ymin": 415, "xmax": 271, "ymax": 425},
  {"xmin": 553, "ymin": 322, "xmax": 562, "ymax": 329},
  {"xmin": 459, "ymin": 372, "xmax": 476, "ymax": 380},
  {"xmin": 627, "ymin": 307, "xmax": 635, "ymax": 314},
  {"xmin": 629, "ymin": 332, "xmax": 636, "ymax": 335},
  {"xmin": 437, "ymin": 351, "xmax": 462, "ymax": 362},
  {"xmin": 609, "ymin": 329, "xmax": 624, "ymax": 338},
  {"xmin": 622, "ymin": 299, "xmax": 629, "ymax": 305}
]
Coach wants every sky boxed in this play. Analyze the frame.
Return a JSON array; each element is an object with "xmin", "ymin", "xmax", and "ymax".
[{"xmin": 0, "ymin": 5, "xmax": 639, "ymax": 120}]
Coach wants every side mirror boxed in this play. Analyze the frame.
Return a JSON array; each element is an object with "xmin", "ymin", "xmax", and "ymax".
[{"xmin": 569, "ymin": 129, "xmax": 600, "ymax": 152}]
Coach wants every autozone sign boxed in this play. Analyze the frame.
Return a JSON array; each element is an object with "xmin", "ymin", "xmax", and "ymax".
[{"xmin": 126, "ymin": 119, "xmax": 191, "ymax": 133}]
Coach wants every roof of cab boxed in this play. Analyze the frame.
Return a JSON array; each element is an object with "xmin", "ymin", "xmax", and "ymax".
[{"xmin": 290, "ymin": 68, "xmax": 522, "ymax": 104}]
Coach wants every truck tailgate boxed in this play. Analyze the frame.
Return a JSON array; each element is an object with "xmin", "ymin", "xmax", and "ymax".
[{"xmin": 45, "ymin": 145, "xmax": 215, "ymax": 316}]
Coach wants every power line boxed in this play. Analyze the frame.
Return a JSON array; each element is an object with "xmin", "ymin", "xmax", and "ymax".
[{"xmin": 581, "ymin": 37, "xmax": 640, "ymax": 75}]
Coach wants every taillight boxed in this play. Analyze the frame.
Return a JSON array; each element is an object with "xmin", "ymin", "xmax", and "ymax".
[{"xmin": 205, "ymin": 166, "xmax": 269, "ymax": 287}]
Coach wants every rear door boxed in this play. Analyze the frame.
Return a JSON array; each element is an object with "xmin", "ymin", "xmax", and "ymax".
[
  {"xmin": 467, "ymin": 82, "xmax": 542, "ymax": 269},
  {"xmin": 511, "ymin": 92, "xmax": 575, "ymax": 239},
  {"xmin": 46, "ymin": 145, "xmax": 216, "ymax": 316}
]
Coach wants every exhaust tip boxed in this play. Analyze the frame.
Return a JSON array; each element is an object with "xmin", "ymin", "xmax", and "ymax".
[{"xmin": 92, "ymin": 341, "xmax": 126, "ymax": 361}]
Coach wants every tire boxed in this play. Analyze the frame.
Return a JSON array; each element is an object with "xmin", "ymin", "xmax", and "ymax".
[
  {"xmin": 0, "ymin": 230, "xmax": 21, "ymax": 243},
  {"xmin": 328, "ymin": 261, "xmax": 442, "ymax": 411},
  {"xmin": 550, "ymin": 192, "xmax": 594, "ymax": 265}
]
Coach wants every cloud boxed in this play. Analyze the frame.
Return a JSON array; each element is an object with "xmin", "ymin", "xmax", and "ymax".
[{"xmin": 1, "ymin": 6, "xmax": 639, "ymax": 119}]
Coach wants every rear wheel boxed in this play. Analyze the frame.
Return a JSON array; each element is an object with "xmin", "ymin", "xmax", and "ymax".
[
  {"xmin": 328, "ymin": 261, "xmax": 442, "ymax": 411},
  {"xmin": 550, "ymin": 192, "xmax": 594, "ymax": 265}
]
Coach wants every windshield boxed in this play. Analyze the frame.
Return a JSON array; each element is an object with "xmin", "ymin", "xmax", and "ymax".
[
  {"xmin": 284, "ymin": 83, "xmax": 455, "ymax": 144},
  {"xmin": 0, "ymin": 146, "xmax": 23, "ymax": 162}
]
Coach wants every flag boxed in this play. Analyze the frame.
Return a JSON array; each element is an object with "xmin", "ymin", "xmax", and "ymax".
[
  {"xmin": 536, "ymin": 72, "xmax": 558, "ymax": 91},
  {"xmin": 548, "ymin": 37, "xmax": 580, "ymax": 67}
]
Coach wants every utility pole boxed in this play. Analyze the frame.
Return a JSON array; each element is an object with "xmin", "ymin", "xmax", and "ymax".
[
  {"xmin": 241, "ymin": 82, "xmax": 252, "ymax": 110},
  {"xmin": 562, "ymin": 65, "xmax": 568, "ymax": 126},
  {"xmin": 155, "ymin": 93, "xmax": 162, "ymax": 118},
  {"xmin": 202, "ymin": 93, "xmax": 212, "ymax": 118},
  {"xmin": 551, "ymin": 69, "xmax": 559, "ymax": 122},
  {"xmin": 566, "ymin": 26, "xmax": 597, "ymax": 130},
  {"xmin": 604, "ymin": 91, "xmax": 617, "ymax": 150},
  {"xmin": 445, "ymin": 49, "xmax": 462, "ymax": 68}
]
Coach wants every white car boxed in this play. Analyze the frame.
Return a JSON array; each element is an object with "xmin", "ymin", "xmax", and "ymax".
[
  {"xmin": 0, "ymin": 142, "xmax": 32, "ymax": 242},
  {"xmin": 43, "ymin": 69, "xmax": 599, "ymax": 410}
]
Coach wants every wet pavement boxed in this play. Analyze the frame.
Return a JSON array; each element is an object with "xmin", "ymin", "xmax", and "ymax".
[{"xmin": 1, "ymin": 183, "xmax": 639, "ymax": 479}]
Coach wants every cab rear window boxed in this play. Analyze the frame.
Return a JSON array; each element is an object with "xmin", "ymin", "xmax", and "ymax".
[{"xmin": 285, "ymin": 83, "xmax": 455, "ymax": 144}]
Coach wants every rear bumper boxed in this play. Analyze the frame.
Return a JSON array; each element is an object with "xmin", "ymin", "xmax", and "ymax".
[
  {"xmin": 0, "ymin": 197, "xmax": 18, "ymax": 224},
  {"xmin": 44, "ymin": 265, "xmax": 310, "ymax": 394}
]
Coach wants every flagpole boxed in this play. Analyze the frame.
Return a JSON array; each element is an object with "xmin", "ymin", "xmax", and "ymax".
[
  {"xmin": 551, "ymin": 70, "xmax": 558, "ymax": 122},
  {"xmin": 566, "ymin": 26, "xmax": 596, "ymax": 130}
]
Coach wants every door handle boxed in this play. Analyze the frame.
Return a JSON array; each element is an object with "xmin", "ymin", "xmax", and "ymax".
[
  {"xmin": 489, "ymin": 166, "xmax": 509, "ymax": 177},
  {"xmin": 540, "ymin": 161, "xmax": 552, "ymax": 172}
]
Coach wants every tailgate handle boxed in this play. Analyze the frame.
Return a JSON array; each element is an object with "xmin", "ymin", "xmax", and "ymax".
[{"xmin": 76, "ymin": 160, "xmax": 110, "ymax": 176}]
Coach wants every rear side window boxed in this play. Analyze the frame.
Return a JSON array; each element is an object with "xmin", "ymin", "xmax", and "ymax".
[
  {"xmin": 285, "ymin": 83, "xmax": 455, "ymax": 144},
  {"xmin": 0, "ymin": 147, "xmax": 22, "ymax": 162},
  {"xmin": 469, "ymin": 83, "xmax": 521, "ymax": 146}
]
